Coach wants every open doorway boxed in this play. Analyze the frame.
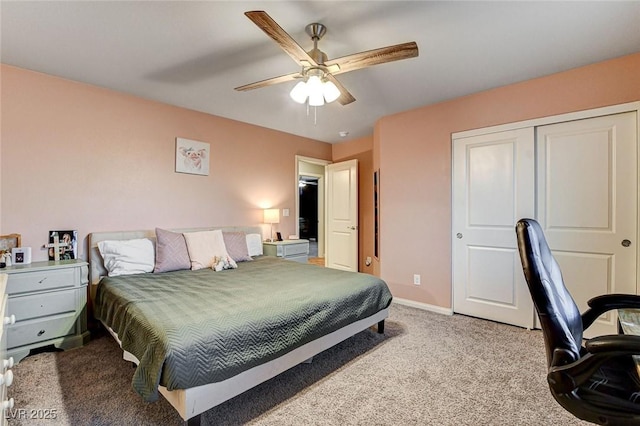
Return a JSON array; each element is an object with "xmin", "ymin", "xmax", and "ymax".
[
  {"xmin": 295, "ymin": 156, "xmax": 329, "ymax": 263},
  {"xmin": 299, "ymin": 176, "xmax": 319, "ymax": 245}
]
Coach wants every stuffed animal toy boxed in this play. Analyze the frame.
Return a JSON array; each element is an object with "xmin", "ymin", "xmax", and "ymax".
[{"xmin": 211, "ymin": 255, "xmax": 238, "ymax": 272}]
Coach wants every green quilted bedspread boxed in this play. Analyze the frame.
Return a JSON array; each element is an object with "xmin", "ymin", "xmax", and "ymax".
[{"xmin": 94, "ymin": 257, "xmax": 392, "ymax": 402}]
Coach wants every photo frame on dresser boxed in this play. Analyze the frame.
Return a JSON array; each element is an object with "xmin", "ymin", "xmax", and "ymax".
[
  {"xmin": 47, "ymin": 230, "xmax": 78, "ymax": 260},
  {"xmin": 0, "ymin": 234, "xmax": 21, "ymax": 253},
  {"xmin": 12, "ymin": 247, "xmax": 32, "ymax": 264}
]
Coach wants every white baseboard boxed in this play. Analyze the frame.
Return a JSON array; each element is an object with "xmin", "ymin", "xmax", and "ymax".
[{"xmin": 392, "ymin": 297, "xmax": 453, "ymax": 316}]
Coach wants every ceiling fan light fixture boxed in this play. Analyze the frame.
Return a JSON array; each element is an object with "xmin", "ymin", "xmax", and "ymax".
[
  {"xmin": 290, "ymin": 81, "xmax": 308, "ymax": 104},
  {"xmin": 290, "ymin": 73, "xmax": 339, "ymax": 107},
  {"xmin": 322, "ymin": 80, "xmax": 340, "ymax": 103},
  {"xmin": 306, "ymin": 74, "xmax": 325, "ymax": 106},
  {"xmin": 308, "ymin": 90, "xmax": 325, "ymax": 107}
]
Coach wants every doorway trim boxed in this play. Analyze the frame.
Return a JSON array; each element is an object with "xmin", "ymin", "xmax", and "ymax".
[
  {"xmin": 453, "ymin": 102, "xmax": 640, "ymax": 139},
  {"xmin": 295, "ymin": 155, "xmax": 331, "ymax": 257}
]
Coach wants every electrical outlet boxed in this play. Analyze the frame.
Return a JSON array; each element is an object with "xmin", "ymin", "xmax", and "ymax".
[{"xmin": 413, "ymin": 274, "xmax": 421, "ymax": 285}]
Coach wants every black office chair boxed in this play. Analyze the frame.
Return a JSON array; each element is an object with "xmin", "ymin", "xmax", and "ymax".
[{"xmin": 516, "ymin": 218, "xmax": 640, "ymax": 425}]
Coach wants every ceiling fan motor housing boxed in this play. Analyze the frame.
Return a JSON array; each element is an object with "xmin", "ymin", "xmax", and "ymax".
[{"xmin": 305, "ymin": 23, "xmax": 328, "ymax": 65}]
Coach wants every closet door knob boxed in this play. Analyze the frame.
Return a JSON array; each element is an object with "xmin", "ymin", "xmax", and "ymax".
[{"xmin": 622, "ymin": 239, "xmax": 632, "ymax": 247}]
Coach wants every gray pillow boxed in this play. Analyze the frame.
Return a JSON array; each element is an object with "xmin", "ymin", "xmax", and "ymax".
[{"xmin": 154, "ymin": 228, "xmax": 191, "ymax": 273}]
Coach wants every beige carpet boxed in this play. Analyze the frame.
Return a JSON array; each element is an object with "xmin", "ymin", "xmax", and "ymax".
[{"xmin": 7, "ymin": 303, "xmax": 587, "ymax": 425}]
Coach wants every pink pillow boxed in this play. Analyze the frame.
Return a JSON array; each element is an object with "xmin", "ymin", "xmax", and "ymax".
[
  {"xmin": 223, "ymin": 232, "xmax": 253, "ymax": 262},
  {"xmin": 154, "ymin": 228, "xmax": 191, "ymax": 273},
  {"xmin": 183, "ymin": 229, "xmax": 230, "ymax": 270}
]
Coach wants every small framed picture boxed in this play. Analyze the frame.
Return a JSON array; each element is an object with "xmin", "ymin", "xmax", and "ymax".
[
  {"xmin": 0, "ymin": 234, "xmax": 21, "ymax": 253},
  {"xmin": 276, "ymin": 232, "xmax": 283, "ymax": 241},
  {"xmin": 12, "ymin": 247, "xmax": 32, "ymax": 265}
]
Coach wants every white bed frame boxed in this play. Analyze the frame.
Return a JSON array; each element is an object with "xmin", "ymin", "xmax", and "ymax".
[{"xmin": 88, "ymin": 227, "xmax": 389, "ymax": 425}]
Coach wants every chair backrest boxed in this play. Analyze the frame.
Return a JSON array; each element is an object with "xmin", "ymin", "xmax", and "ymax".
[{"xmin": 515, "ymin": 218, "xmax": 583, "ymax": 366}]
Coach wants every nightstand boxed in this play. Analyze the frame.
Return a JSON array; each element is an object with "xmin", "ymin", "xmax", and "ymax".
[
  {"xmin": 0, "ymin": 273, "xmax": 15, "ymax": 419},
  {"xmin": 3, "ymin": 260, "xmax": 90, "ymax": 363},
  {"xmin": 263, "ymin": 240, "xmax": 309, "ymax": 263}
]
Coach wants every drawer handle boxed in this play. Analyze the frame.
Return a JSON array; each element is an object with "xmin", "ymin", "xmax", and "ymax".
[
  {"xmin": 37, "ymin": 329, "xmax": 46, "ymax": 336},
  {"xmin": 1, "ymin": 398, "xmax": 14, "ymax": 410},
  {"xmin": 39, "ymin": 277, "xmax": 48, "ymax": 284},
  {"xmin": 2, "ymin": 358, "xmax": 14, "ymax": 369},
  {"xmin": 3, "ymin": 315, "xmax": 15, "ymax": 325},
  {"xmin": 0, "ymin": 370, "xmax": 13, "ymax": 387}
]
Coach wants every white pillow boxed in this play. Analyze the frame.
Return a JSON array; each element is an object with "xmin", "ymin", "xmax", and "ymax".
[
  {"xmin": 183, "ymin": 229, "xmax": 230, "ymax": 270},
  {"xmin": 246, "ymin": 233, "xmax": 263, "ymax": 256},
  {"xmin": 98, "ymin": 238, "xmax": 155, "ymax": 277}
]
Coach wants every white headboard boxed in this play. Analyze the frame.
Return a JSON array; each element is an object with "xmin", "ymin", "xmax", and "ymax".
[{"xmin": 88, "ymin": 226, "xmax": 262, "ymax": 299}]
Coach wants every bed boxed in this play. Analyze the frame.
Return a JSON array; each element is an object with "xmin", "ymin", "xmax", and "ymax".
[{"xmin": 89, "ymin": 226, "xmax": 392, "ymax": 425}]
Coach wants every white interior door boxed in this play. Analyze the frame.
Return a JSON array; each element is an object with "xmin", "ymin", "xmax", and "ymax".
[
  {"xmin": 326, "ymin": 159, "xmax": 358, "ymax": 271},
  {"xmin": 536, "ymin": 112, "xmax": 637, "ymax": 337},
  {"xmin": 453, "ymin": 128, "xmax": 536, "ymax": 328}
]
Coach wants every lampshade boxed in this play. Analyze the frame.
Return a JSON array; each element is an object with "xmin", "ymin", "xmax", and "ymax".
[
  {"xmin": 263, "ymin": 208, "xmax": 280, "ymax": 224},
  {"xmin": 290, "ymin": 81, "xmax": 308, "ymax": 104},
  {"xmin": 322, "ymin": 80, "xmax": 341, "ymax": 103}
]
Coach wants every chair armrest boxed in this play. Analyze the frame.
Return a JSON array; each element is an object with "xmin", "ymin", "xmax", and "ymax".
[
  {"xmin": 548, "ymin": 335, "xmax": 640, "ymax": 393},
  {"xmin": 585, "ymin": 334, "xmax": 640, "ymax": 354},
  {"xmin": 581, "ymin": 294, "xmax": 640, "ymax": 329}
]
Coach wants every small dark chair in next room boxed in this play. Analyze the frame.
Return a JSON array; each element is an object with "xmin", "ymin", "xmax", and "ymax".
[{"xmin": 516, "ymin": 218, "xmax": 640, "ymax": 425}]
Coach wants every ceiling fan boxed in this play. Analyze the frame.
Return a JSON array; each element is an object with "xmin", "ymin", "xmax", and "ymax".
[{"xmin": 234, "ymin": 11, "xmax": 419, "ymax": 106}]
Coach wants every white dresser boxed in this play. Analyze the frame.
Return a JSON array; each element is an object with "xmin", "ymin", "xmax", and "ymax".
[
  {"xmin": 3, "ymin": 260, "xmax": 89, "ymax": 364},
  {"xmin": 0, "ymin": 274, "xmax": 15, "ymax": 424},
  {"xmin": 263, "ymin": 240, "xmax": 310, "ymax": 263}
]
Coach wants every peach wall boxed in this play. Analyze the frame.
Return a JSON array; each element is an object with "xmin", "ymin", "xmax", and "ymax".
[
  {"xmin": 378, "ymin": 52, "xmax": 640, "ymax": 308},
  {"xmin": 1, "ymin": 65, "xmax": 331, "ymax": 261},
  {"xmin": 332, "ymin": 136, "xmax": 374, "ymax": 273}
]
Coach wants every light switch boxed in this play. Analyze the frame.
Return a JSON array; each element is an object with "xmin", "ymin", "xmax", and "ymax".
[{"xmin": 282, "ymin": 209, "xmax": 290, "ymax": 217}]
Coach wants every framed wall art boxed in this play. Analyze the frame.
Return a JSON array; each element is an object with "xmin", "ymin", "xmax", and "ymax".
[{"xmin": 175, "ymin": 137, "xmax": 210, "ymax": 176}]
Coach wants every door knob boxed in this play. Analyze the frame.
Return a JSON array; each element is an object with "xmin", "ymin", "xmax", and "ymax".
[
  {"xmin": 622, "ymin": 239, "xmax": 632, "ymax": 247},
  {"xmin": 348, "ymin": 226, "xmax": 357, "ymax": 230},
  {"xmin": 456, "ymin": 233, "xmax": 463, "ymax": 239}
]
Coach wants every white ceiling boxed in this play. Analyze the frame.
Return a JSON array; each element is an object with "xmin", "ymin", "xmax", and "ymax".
[{"xmin": 2, "ymin": 1, "xmax": 639, "ymax": 143}]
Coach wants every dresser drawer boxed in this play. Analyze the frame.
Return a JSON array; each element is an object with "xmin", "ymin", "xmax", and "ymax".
[
  {"xmin": 7, "ymin": 268, "xmax": 76, "ymax": 295},
  {"xmin": 8, "ymin": 289, "xmax": 76, "ymax": 322},
  {"xmin": 281, "ymin": 243, "xmax": 308, "ymax": 257},
  {"xmin": 7, "ymin": 313, "xmax": 77, "ymax": 349}
]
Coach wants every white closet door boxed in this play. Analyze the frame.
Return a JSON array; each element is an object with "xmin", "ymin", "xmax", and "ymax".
[
  {"xmin": 453, "ymin": 128, "xmax": 536, "ymax": 328},
  {"xmin": 536, "ymin": 112, "xmax": 637, "ymax": 337}
]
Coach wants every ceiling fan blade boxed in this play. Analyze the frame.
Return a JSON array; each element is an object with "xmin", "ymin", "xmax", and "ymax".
[
  {"xmin": 325, "ymin": 74, "xmax": 356, "ymax": 105},
  {"xmin": 325, "ymin": 42, "xmax": 418, "ymax": 75},
  {"xmin": 235, "ymin": 71, "xmax": 301, "ymax": 91},
  {"xmin": 245, "ymin": 11, "xmax": 318, "ymax": 67}
]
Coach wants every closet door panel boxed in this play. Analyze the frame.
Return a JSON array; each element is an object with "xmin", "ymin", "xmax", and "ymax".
[
  {"xmin": 453, "ymin": 129, "xmax": 535, "ymax": 328},
  {"xmin": 537, "ymin": 112, "xmax": 637, "ymax": 337}
]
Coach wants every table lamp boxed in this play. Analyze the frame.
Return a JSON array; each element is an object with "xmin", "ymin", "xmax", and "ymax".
[{"xmin": 263, "ymin": 209, "xmax": 280, "ymax": 242}]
